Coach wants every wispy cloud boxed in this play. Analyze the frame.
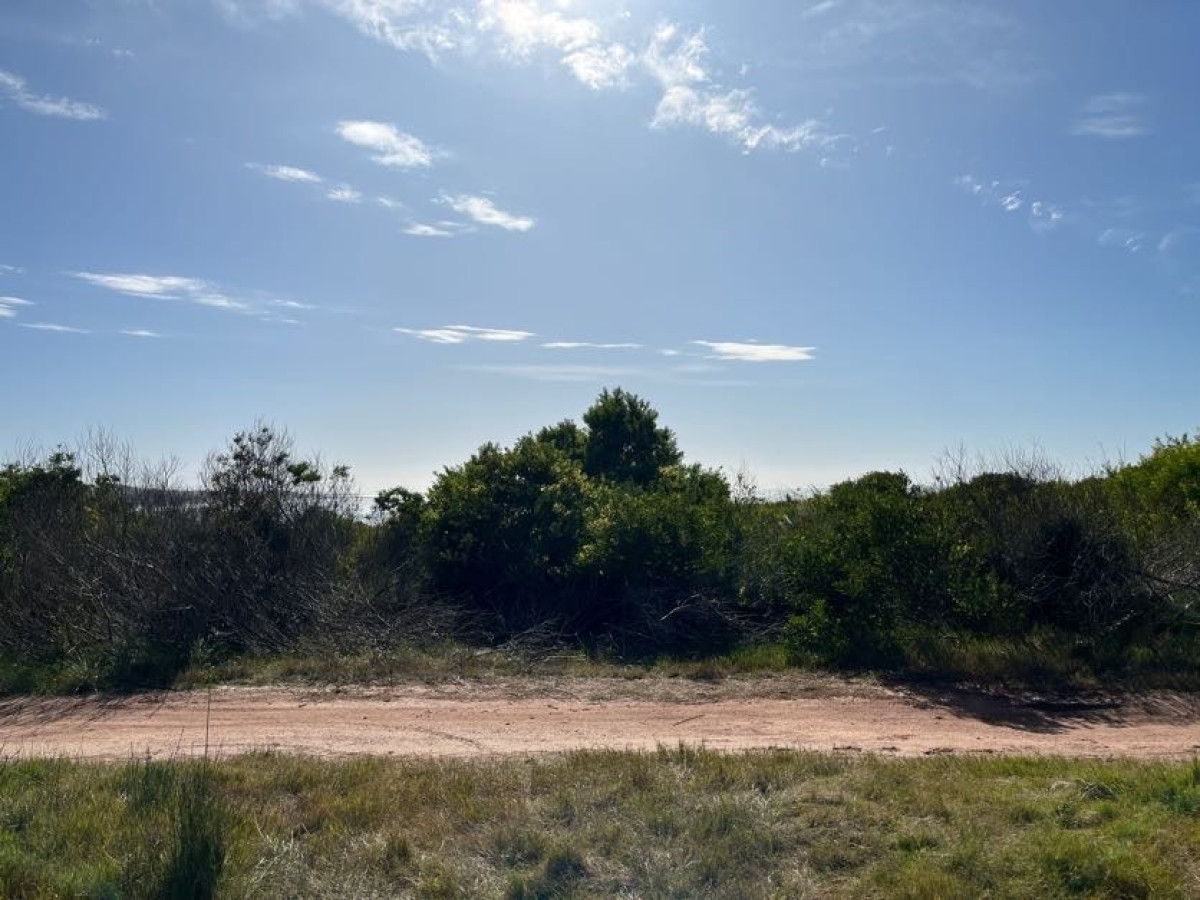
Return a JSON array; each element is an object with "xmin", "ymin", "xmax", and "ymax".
[
  {"xmin": 246, "ymin": 163, "xmax": 323, "ymax": 183},
  {"xmin": 318, "ymin": 3, "xmax": 847, "ymax": 157},
  {"xmin": 1072, "ymin": 93, "xmax": 1149, "ymax": 139},
  {"xmin": 1158, "ymin": 227, "xmax": 1200, "ymax": 257},
  {"xmin": 955, "ymin": 174, "xmax": 1067, "ymax": 232},
  {"xmin": 72, "ymin": 272, "xmax": 253, "ymax": 312},
  {"xmin": 542, "ymin": 341, "xmax": 643, "ymax": 350},
  {"xmin": 326, "ymin": 184, "xmax": 363, "ymax": 203},
  {"xmin": 693, "ymin": 340, "xmax": 815, "ymax": 362},
  {"xmin": 463, "ymin": 362, "xmax": 751, "ymax": 387},
  {"xmin": 0, "ymin": 69, "xmax": 106, "ymax": 120},
  {"xmin": 396, "ymin": 324, "xmax": 535, "ymax": 344},
  {"xmin": 0, "ymin": 296, "xmax": 33, "ymax": 318},
  {"xmin": 645, "ymin": 23, "xmax": 842, "ymax": 154},
  {"xmin": 441, "ymin": 194, "xmax": 535, "ymax": 232},
  {"xmin": 791, "ymin": 0, "xmax": 1035, "ymax": 92},
  {"xmin": 1098, "ymin": 228, "xmax": 1146, "ymax": 253},
  {"xmin": 404, "ymin": 223, "xmax": 455, "ymax": 237},
  {"xmin": 652, "ymin": 84, "xmax": 841, "ymax": 153},
  {"xmin": 0, "ymin": 264, "xmax": 24, "ymax": 275},
  {"xmin": 337, "ymin": 120, "xmax": 438, "ymax": 168},
  {"xmin": 121, "ymin": 329, "xmax": 164, "ymax": 338},
  {"xmin": 463, "ymin": 364, "xmax": 646, "ymax": 383},
  {"xmin": 1029, "ymin": 200, "xmax": 1065, "ymax": 232},
  {"xmin": 20, "ymin": 322, "xmax": 88, "ymax": 333},
  {"xmin": 802, "ymin": 0, "xmax": 841, "ymax": 18},
  {"xmin": 213, "ymin": 0, "xmax": 303, "ymax": 24}
]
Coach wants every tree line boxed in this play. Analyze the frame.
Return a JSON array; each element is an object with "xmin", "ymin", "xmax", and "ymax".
[{"xmin": 1, "ymin": 388, "xmax": 1198, "ymax": 691}]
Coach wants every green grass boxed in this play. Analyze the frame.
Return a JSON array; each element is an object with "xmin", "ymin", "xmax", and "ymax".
[{"xmin": 1, "ymin": 750, "xmax": 1198, "ymax": 897}]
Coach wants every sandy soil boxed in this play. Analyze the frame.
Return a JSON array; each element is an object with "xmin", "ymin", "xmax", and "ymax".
[{"xmin": 3, "ymin": 677, "xmax": 1199, "ymax": 761}]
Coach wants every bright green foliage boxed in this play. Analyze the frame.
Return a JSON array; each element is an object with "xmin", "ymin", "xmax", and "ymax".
[{"xmin": 1113, "ymin": 433, "xmax": 1200, "ymax": 525}]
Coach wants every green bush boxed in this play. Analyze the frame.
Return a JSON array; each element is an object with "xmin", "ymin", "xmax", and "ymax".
[{"xmin": 781, "ymin": 472, "xmax": 949, "ymax": 667}]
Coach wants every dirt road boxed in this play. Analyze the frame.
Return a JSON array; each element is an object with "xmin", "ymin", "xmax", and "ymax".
[{"xmin": 3, "ymin": 677, "xmax": 1199, "ymax": 760}]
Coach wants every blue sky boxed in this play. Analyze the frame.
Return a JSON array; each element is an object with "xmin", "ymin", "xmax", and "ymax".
[{"xmin": 2, "ymin": 0, "xmax": 1198, "ymax": 494}]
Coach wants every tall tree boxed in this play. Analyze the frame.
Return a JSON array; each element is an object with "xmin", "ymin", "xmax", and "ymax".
[{"xmin": 582, "ymin": 388, "xmax": 682, "ymax": 487}]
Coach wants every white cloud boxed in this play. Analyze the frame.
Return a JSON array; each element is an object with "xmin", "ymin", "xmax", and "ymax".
[
  {"xmin": 404, "ymin": 223, "xmax": 454, "ymax": 237},
  {"xmin": 957, "ymin": 174, "xmax": 1069, "ymax": 234},
  {"xmin": 643, "ymin": 25, "xmax": 840, "ymax": 155},
  {"xmin": 396, "ymin": 324, "xmax": 535, "ymax": 344},
  {"xmin": 1029, "ymin": 200, "xmax": 1065, "ymax": 232},
  {"xmin": 1098, "ymin": 228, "xmax": 1145, "ymax": 253},
  {"xmin": 563, "ymin": 43, "xmax": 635, "ymax": 90},
  {"xmin": 0, "ymin": 264, "xmax": 23, "ymax": 275},
  {"xmin": 317, "ymin": 5, "xmax": 845, "ymax": 156},
  {"xmin": 1072, "ymin": 93, "xmax": 1149, "ymax": 139},
  {"xmin": 802, "ymin": 0, "xmax": 841, "ymax": 18},
  {"xmin": 326, "ymin": 184, "xmax": 363, "ymax": 203},
  {"xmin": 72, "ymin": 272, "xmax": 252, "ymax": 312},
  {"xmin": 441, "ymin": 194, "xmax": 535, "ymax": 232},
  {"xmin": 20, "ymin": 322, "xmax": 88, "ymax": 333},
  {"xmin": 273, "ymin": 298, "xmax": 315, "ymax": 310},
  {"xmin": 643, "ymin": 22, "xmax": 711, "ymax": 87},
  {"xmin": 693, "ymin": 340, "xmax": 815, "ymax": 362},
  {"xmin": 246, "ymin": 163, "xmax": 323, "ymax": 183},
  {"xmin": 0, "ymin": 69, "xmax": 106, "ymax": 120},
  {"xmin": 954, "ymin": 174, "xmax": 985, "ymax": 195},
  {"xmin": 73, "ymin": 273, "xmax": 206, "ymax": 297},
  {"xmin": 477, "ymin": 0, "xmax": 600, "ymax": 57},
  {"xmin": 377, "ymin": 196, "xmax": 407, "ymax": 210},
  {"xmin": 542, "ymin": 341, "xmax": 643, "ymax": 350},
  {"xmin": 652, "ymin": 84, "xmax": 840, "ymax": 153},
  {"xmin": 121, "ymin": 329, "xmax": 164, "ymax": 338},
  {"xmin": 0, "ymin": 296, "xmax": 33, "ymax": 318},
  {"xmin": 337, "ymin": 120, "xmax": 437, "ymax": 168},
  {"xmin": 328, "ymin": 0, "xmax": 477, "ymax": 57}
]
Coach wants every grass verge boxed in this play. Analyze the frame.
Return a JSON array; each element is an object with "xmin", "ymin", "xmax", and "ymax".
[
  {"xmin": 1, "ymin": 750, "xmax": 1197, "ymax": 897},
  {"xmin": 4, "ymin": 629, "xmax": 1199, "ymax": 697}
]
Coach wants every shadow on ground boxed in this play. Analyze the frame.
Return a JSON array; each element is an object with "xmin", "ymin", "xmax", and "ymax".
[{"xmin": 885, "ymin": 678, "xmax": 1200, "ymax": 734}]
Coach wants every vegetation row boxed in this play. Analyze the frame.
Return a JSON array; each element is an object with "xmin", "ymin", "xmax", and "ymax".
[{"xmin": 2, "ymin": 388, "xmax": 1198, "ymax": 692}]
